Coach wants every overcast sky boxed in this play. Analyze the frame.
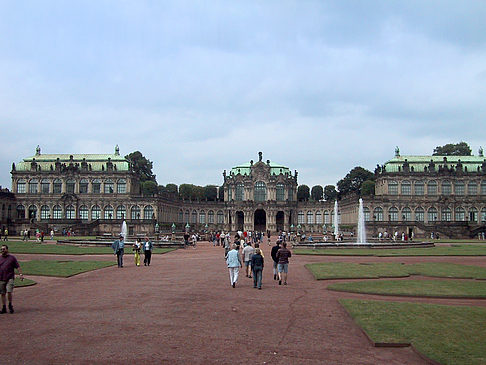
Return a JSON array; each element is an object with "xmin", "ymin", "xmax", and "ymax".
[{"xmin": 1, "ymin": 1, "xmax": 485, "ymax": 190}]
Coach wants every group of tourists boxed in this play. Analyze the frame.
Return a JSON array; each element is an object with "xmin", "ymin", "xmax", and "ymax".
[
  {"xmin": 225, "ymin": 234, "xmax": 292, "ymax": 289},
  {"xmin": 111, "ymin": 236, "xmax": 153, "ymax": 268}
]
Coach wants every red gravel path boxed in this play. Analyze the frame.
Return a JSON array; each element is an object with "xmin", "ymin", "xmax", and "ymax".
[{"xmin": 3, "ymin": 242, "xmax": 483, "ymax": 364}]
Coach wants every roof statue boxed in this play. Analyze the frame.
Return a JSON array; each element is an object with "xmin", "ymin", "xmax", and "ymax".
[
  {"xmin": 36, "ymin": 145, "xmax": 41, "ymax": 156},
  {"xmin": 115, "ymin": 145, "xmax": 120, "ymax": 156},
  {"xmin": 395, "ymin": 146, "xmax": 400, "ymax": 157},
  {"xmin": 258, "ymin": 151, "xmax": 263, "ymax": 162},
  {"xmin": 479, "ymin": 146, "xmax": 484, "ymax": 157}
]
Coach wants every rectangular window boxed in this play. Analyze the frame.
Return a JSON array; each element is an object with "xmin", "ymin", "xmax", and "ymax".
[
  {"xmin": 401, "ymin": 184, "xmax": 411, "ymax": 195},
  {"xmin": 388, "ymin": 184, "xmax": 398, "ymax": 195},
  {"xmin": 442, "ymin": 183, "xmax": 452, "ymax": 195},
  {"xmin": 29, "ymin": 182, "xmax": 38, "ymax": 194},
  {"xmin": 415, "ymin": 210, "xmax": 424, "ymax": 222},
  {"xmin": 454, "ymin": 183, "xmax": 465, "ymax": 195},
  {"xmin": 41, "ymin": 182, "xmax": 50, "ymax": 194},
  {"xmin": 117, "ymin": 184, "xmax": 126, "ymax": 194},
  {"xmin": 80, "ymin": 183, "xmax": 88, "ymax": 194},
  {"xmin": 92, "ymin": 183, "xmax": 101, "ymax": 194},
  {"xmin": 427, "ymin": 183, "xmax": 437, "ymax": 195},
  {"xmin": 17, "ymin": 182, "xmax": 26, "ymax": 194},
  {"xmin": 468, "ymin": 183, "xmax": 477, "ymax": 195},
  {"xmin": 53, "ymin": 182, "xmax": 62, "ymax": 194},
  {"xmin": 414, "ymin": 183, "xmax": 424, "ymax": 196}
]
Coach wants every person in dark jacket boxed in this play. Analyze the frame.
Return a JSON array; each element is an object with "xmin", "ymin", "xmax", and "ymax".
[
  {"xmin": 276, "ymin": 242, "xmax": 292, "ymax": 285},
  {"xmin": 250, "ymin": 248, "xmax": 264, "ymax": 289},
  {"xmin": 270, "ymin": 240, "xmax": 281, "ymax": 280}
]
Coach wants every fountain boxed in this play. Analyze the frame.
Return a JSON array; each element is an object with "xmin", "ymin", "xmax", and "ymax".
[
  {"xmin": 333, "ymin": 200, "xmax": 339, "ymax": 239},
  {"xmin": 120, "ymin": 220, "xmax": 128, "ymax": 241},
  {"xmin": 357, "ymin": 198, "xmax": 367, "ymax": 244}
]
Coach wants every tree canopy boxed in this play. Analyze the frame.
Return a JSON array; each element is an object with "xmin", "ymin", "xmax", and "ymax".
[
  {"xmin": 324, "ymin": 185, "xmax": 338, "ymax": 201},
  {"xmin": 433, "ymin": 142, "xmax": 471, "ymax": 156},
  {"xmin": 311, "ymin": 185, "xmax": 323, "ymax": 201},
  {"xmin": 360, "ymin": 180, "xmax": 375, "ymax": 196},
  {"xmin": 337, "ymin": 166, "xmax": 374, "ymax": 197},
  {"xmin": 125, "ymin": 151, "xmax": 156, "ymax": 182},
  {"xmin": 297, "ymin": 185, "xmax": 310, "ymax": 201}
]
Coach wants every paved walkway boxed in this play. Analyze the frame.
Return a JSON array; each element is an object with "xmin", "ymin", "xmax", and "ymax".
[{"xmin": 4, "ymin": 241, "xmax": 476, "ymax": 364}]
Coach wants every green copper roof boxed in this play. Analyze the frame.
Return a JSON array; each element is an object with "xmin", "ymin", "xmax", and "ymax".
[
  {"xmin": 384, "ymin": 155, "xmax": 486, "ymax": 173},
  {"xmin": 15, "ymin": 153, "xmax": 130, "ymax": 172},
  {"xmin": 230, "ymin": 161, "xmax": 290, "ymax": 176}
]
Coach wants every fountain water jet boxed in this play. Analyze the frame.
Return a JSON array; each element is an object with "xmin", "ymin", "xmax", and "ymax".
[
  {"xmin": 120, "ymin": 220, "xmax": 128, "ymax": 241},
  {"xmin": 333, "ymin": 200, "xmax": 339, "ymax": 239},
  {"xmin": 357, "ymin": 198, "xmax": 367, "ymax": 244}
]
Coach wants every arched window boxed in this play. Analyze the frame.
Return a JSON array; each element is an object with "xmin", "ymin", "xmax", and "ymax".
[
  {"xmin": 217, "ymin": 210, "xmax": 224, "ymax": 224},
  {"xmin": 363, "ymin": 207, "xmax": 370, "ymax": 221},
  {"xmin": 468, "ymin": 182, "xmax": 478, "ymax": 195},
  {"xmin": 298, "ymin": 211, "xmax": 305, "ymax": 224},
  {"xmin": 276, "ymin": 183, "xmax": 285, "ymax": 201},
  {"xmin": 388, "ymin": 181, "xmax": 398, "ymax": 195},
  {"xmin": 402, "ymin": 207, "xmax": 412, "ymax": 221},
  {"xmin": 373, "ymin": 207, "xmax": 383, "ymax": 221},
  {"xmin": 469, "ymin": 207, "xmax": 478, "ymax": 223},
  {"xmin": 287, "ymin": 187, "xmax": 294, "ymax": 201},
  {"xmin": 53, "ymin": 205, "xmax": 62, "ymax": 219},
  {"xmin": 65, "ymin": 205, "xmax": 75, "ymax": 219},
  {"xmin": 53, "ymin": 179, "xmax": 62, "ymax": 194},
  {"xmin": 79, "ymin": 205, "xmax": 89, "ymax": 220},
  {"xmin": 191, "ymin": 210, "xmax": 197, "ymax": 224},
  {"xmin": 41, "ymin": 179, "xmax": 50, "ymax": 194},
  {"xmin": 414, "ymin": 181, "xmax": 424, "ymax": 195},
  {"xmin": 92, "ymin": 179, "xmax": 101, "ymax": 194},
  {"xmin": 307, "ymin": 211, "xmax": 314, "ymax": 224},
  {"xmin": 227, "ymin": 186, "xmax": 232, "ymax": 201},
  {"xmin": 442, "ymin": 180, "xmax": 452, "ymax": 195},
  {"xmin": 79, "ymin": 179, "xmax": 89, "ymax": 194},
  {"xmin": 199, "ymin": 210, "xmax": 206, "ymax": 224},
  {"xmin": 184, "ymin": 210, "xmax": 190, "ymax": 223},
  {"xmin": 235, "ymin": 183, "xmax": 244, "ymax": 201},
  {"xmin": 28, "ymin": 205, "xmax": 37, "ymax": 219},
  {"xmin": 415, "ymin": 207, "xmax": 425, "ymax": 222},
  {"xmin": 427, "ymin": 180, "xmax": 437, "ymax": 195},
  {"xmin": 389, "ymin": 207, "xmax": 398, "ymax": 221},
  {"xmin": 40, "ymin": 205, "xmax": 50, "ymax": 220},
  {"xmin": 316, "ymin": 211, "xmax": 322, "ymax": 224},
  {"xmin": 481, "ymin": 208, "xmax": 486, "ymax": 223},
  {"xmin": 208, "ymin": 210, "xmax": 214, "ymax": 224},
  {"xmin": 131, "ymin": 206, "xmax": 141, "ymax": 220},
  {"xmin": 17, "ymin": 205, "xmax": 25, "ymax": 219},
  {"xmin": 455, "ymin": 207, "xmax": 465, "ymax": 221},
  {"xmin": 116, "ymin": 205, "xmax": 126, "ymax": 220},
  {"xmin": 66, "ymin": 179, "xmax": 75, "ymax": 194},
  {"xmin": 254, "ymin": 181, "xmax": 267, "ymax": 202},
  {"xmin": 117, "ymin": 179, "xmax": 127, "ymax": 194},
  {"xmin": 104, "ymin": 205, "xmax": 114, "ymax": 220},
  {"xmin": 178, "ymin": 210, "xmax": 183, "ymax": 223},
  {"xmin": 29, "ymin": 179, "xmax": 38, "ymax": 194},
  {"xmin": 17, "ymin": 179, "xmax": 26, "ymax": 194},
  {"xmin": 324, "ymin": 210, "xmax": 330, "ymax": 224},
  {"xmin": 441, "ymin": 207, "xmax": 452, "ymax": 221},
  {"xmin": 144, "ymin": 206, "xmax": 154, "ymax": 220},
  {"xmin": 454, "ymin": 181, "xmax": 465, "ymax": 195},
  {"xmin": 91, "ymin": 205, "xmax": 101, "ymax": 220},
  {"xmin": 401, "ymin": 181, "xmax": 411, "ymax": 195},
  {"xmin": 104, "ymin": 179, "xmax": 114, "ymax": 194},
  {"xmin": 427, "ymin": 207, "xmax": 438, "ymax": 222}
]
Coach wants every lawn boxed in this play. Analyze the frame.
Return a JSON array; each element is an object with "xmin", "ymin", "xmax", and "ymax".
[
  {"xmin": 20, "ymin": 260, "xmax": 116, "ymax": 277},
  {"xmin": 330, "ymin": 279, "xmax": 486, "ymax": 298},
  {"xmin": 295, "ymin": 244, "xmax": 486, "ymax": 256},
  {"xmin": 14, "ymin": 277, "xmax": 36, "ymax": 287},
  {"xmin": 5, "ymin": 241, "xmax": 175, "ymax": 255},
  {"xmin": 340, "ymin": 299, "xmax": 486, "ymax": 365},
  {"xmin": 307, "ymin": 262, "xmax": 486, "ymax": 280}
]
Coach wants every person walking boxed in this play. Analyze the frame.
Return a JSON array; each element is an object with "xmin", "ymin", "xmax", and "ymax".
[
  {"xmin": 111, "ymin": 235, "xmax": 125, "ymax": 268},
  {"xmin": 226, "ymin": 244, "xmax": 242, "ymax": 288},
  {"xmin": 271, "ymin": 240, "xmax": 281, "ymax": 281},
  {"xmin": 276, "ymin": 242, "xmax": 292, "ymax": 285},
  {"xmin": 133, "ymin": 239, "xmax": 141, "ymax": 267},
  {"xmin": 0, "ymin": 245, "xmax": 23, "ymax": 314},
  {"xmin": 143, "ymin": 236, "xmax": 153, "ymax": 266},
  {"xmin": 3, "ymin": 228, "xmax": 8, "ymax": 241},
  {"xmin": 250, "ymin": 248, "xmax": 264, "ymax": 289},
  {"xmin": 242, "ymin": 242, "xmax": 255, "ymax": 278}
]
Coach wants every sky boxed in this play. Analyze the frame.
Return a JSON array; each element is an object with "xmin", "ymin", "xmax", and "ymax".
[{"xmin": 1, "ymin": 1, "xmax": 485, "ymax": 190}]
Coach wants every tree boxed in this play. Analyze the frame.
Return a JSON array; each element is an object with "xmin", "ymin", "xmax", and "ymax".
[
  {"xmin": 297, "ymin": 185, "xmax": 310, "ymax": 201},
  {"xmin": 179, "ymin": 184, "xmax": 194, "ymax": 200},
  {"xmin": 361, "ymin": 180, "xmax": 375, "ymax": 196},
  {"xmin": 204, "ymin": 185, "xmax": 218, "ymax": 201},
  {"xmin": 311, "ymin": 185, "xmax": 323, "ymax": 201},
  {"xmin": 125, "ymin": 151, "xmax": 156, "ymax": 182},
  {"xmin": 218, "ymin": 185, "xmax": 224, "ymax": 201},
  {"xmin": 324, "ymin": 185, "xmax": 338, "ymax": 201},
  {"xmin": 141, "ymin": 180, "xmax": 158, "ymax": 195},
  {"xmin": 433, "ymin": 142, "xmax": 472, "ymax": 156},
  {"xmin": 337, "ymin": 167, "xmax": 374, "ymax": 197},
  {"xmin": 165, "ymin": 183, "xmax": 178, "ymax": 195}
]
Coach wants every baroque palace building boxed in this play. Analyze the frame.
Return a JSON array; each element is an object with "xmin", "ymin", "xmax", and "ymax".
[{"xmin": 4, "ymin": 146, "xmax": 486, "ymax": 239}]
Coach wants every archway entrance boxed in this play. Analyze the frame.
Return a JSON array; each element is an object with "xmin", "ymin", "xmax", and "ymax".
[
  {"xmin": 254, "ymin": 209, "xmax": 266, "ymax": 232},
  {"xmin": 276, "ymin": 211, "xmax": 284, "ymax": 232},
  {"xmin": 236, "ymin": 211, "xmax": 244, "ymax": 231}
]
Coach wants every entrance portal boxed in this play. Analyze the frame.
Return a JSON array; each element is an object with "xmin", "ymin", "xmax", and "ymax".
[
  {"xmin": 236, "ymin": 211, "xmax": 244, "ymax": 231},
  {"xmin": 276, "ymin": 211, "xmax": 284, "ymax": 232},
  {"xmin": 254, "ymin": 209, "xmax": 266, "ymax": 232}
]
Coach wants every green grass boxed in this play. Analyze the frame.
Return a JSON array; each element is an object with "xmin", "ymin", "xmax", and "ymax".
[
  {"xmin": 5, "ymin": 241, "xmax": 175, "ymax": 255},
  {"xmin": 295, "ymin": 244, "xmax": 486, "ymax": 256},
  {"xmin": 20, "ymin": 260, "xmax": 116, "ymax": 277},
  {"xmin": 330, "ymin": 279, "xmax": 486, "ymax": 298},
  {"xmin": 14, "ymin": 277, "xmax": 36, "ymax": 287},
  {"xmin": 307, "ymin": 262, "xmax": 486, "ymax": 280},
  {"xmin": 340, "ymin": 299, "xmax": 486, "ymax": 365}
]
